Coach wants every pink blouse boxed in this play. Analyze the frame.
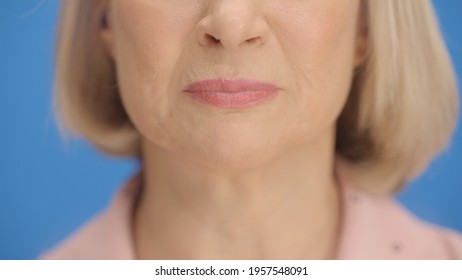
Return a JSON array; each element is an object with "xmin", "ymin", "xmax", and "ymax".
[{"xmin": 38, "ymin": 156, "xmax": 462, "ymax": 259}]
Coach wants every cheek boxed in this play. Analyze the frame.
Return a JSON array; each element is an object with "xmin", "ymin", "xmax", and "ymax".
[
  {"xmin": 110, "ymin": 1, "xmax": 199, "ymax": 147},
  {"xmin": 113, "ymin": 0, "xmax": 198, "ymax": 65},
  {"xmin": 272, "ymin": 1, "xmax": 359, "ymax": 133},
  {"xmin": 271, "ymin": 0, "xmax": 359, "ymax": 66}
]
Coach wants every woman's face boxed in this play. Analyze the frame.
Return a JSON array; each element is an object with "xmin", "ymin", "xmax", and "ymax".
[{"xmin": 103, "ymin": 0, "xmax": 363, "ymax": 169}]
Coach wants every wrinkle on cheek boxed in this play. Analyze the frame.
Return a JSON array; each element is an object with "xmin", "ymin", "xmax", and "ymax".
[
  {"xmin": 268, "ymin": 2, "xmax": 357, "ymax": 96},
  {"xmin": 112, "ymin": 2, "xmax": 185, "ymax": 126},
  {"xmin": 274, "ymin": 2, "xmax": 357, "ymax": 132}
]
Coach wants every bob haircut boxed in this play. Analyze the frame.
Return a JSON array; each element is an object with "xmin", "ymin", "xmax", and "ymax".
[{"xmin": 54, "ymin": 0, "xmax": 459, "ymax": 195}]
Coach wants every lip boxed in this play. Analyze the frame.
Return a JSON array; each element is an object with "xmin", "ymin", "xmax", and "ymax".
[{"xmin": 184, "ymin": 79, "xmax": 279, "ymax": 109}]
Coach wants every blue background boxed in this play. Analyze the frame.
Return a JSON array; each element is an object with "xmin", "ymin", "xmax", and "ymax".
[{"xmin": 1, "ymin": 0, "xmax": 461, "ymax": 259}]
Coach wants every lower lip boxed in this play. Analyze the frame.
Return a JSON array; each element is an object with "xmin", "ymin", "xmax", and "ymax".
[
  {"xmin": 185, "ymin": 90, "xmax": 278, "ymax": 109},
  {"xmin": 184, "ymin": 91, "xmax": 277, "ymax": 109}
]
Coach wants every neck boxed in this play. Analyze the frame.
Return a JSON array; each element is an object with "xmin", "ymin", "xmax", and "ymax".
[{"xmin": 133, "ymin": 127, "xmax": 342, "ymax": 259}]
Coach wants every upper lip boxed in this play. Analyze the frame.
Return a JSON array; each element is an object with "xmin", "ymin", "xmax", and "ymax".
[{"xmin": 184, "ymin": 79, "xmax": 279, "ymax": 93}]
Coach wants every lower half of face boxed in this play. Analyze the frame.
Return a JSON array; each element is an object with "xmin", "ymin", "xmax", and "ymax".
[{"xmin": 109, "ymin": 0, "xmax": 360, "ymax": 170}]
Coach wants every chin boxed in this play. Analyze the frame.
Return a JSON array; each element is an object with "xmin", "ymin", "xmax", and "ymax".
[{"xmin": 188, "ymin": 138, "xmax": 279, "ymax": 172}]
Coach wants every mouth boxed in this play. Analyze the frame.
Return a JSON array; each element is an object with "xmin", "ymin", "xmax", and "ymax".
[{"xmin": 183, "ymin": 79, "xmax": 279, "ymax": 109}]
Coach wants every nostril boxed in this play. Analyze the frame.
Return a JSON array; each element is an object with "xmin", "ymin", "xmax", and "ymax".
[
  {"xmin": 246, "ymin": 37, "xmax": 260, "ymax": 45},
  {"xmin": 205, "ymin": 33, "xmax": 220, "ymax": 44}
]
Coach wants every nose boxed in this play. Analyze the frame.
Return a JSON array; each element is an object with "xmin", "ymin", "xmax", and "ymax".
[{"xmin": 197, "ymin": 0, "xmax": 268, "ymax": 51}]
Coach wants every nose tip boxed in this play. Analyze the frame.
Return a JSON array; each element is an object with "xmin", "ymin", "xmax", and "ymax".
[{"xmin": 197, "ymin": 3, "xmax": 267, "ymax": 51}]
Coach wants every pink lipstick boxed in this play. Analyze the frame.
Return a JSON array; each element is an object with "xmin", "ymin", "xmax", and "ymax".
[{"xmin": 184, "ymin": 79, "xmax": 279, "ymax": 109}]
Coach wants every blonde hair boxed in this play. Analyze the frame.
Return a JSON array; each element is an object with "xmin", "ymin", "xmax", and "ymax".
[{"xmin": 54, "ymin": 0, "xmax": 459, "ymax": 195}]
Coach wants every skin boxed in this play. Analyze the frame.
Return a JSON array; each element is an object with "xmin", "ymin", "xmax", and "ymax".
[{"xmin": 101, "ymin": 0, "xmax": 365, "ymax": 259}]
